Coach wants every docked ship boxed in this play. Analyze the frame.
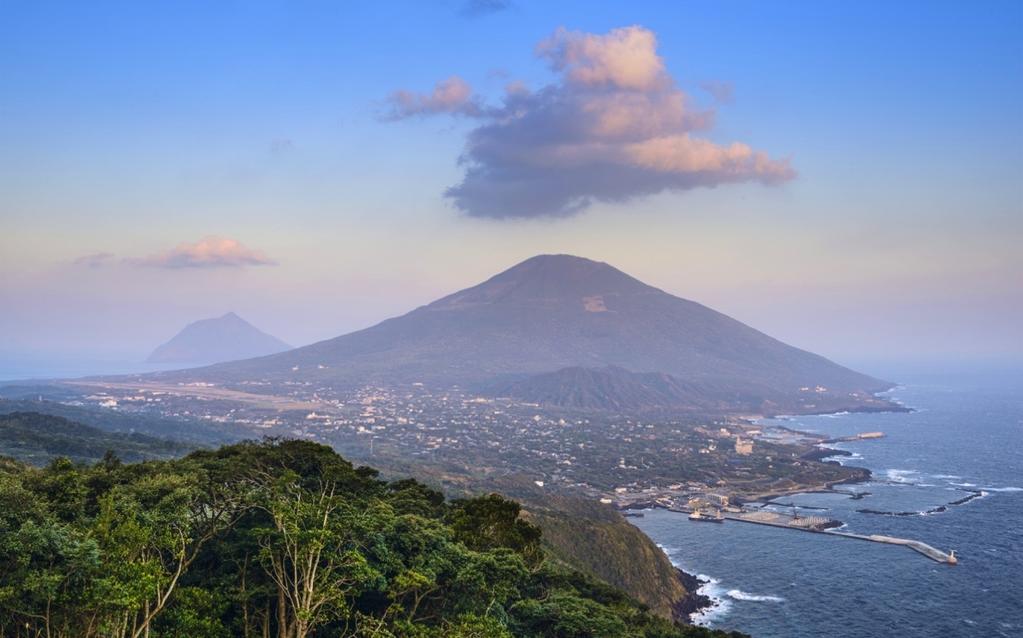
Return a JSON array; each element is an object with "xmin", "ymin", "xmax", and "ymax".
[{"xmin": 688, "ymin": 509, "xmax": 724, "ymax": 523}]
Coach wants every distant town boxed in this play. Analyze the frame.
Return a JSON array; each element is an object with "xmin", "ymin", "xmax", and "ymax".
[{"xmin": 37, "ymin": 377, "xmax": 872, "ymax": 510}]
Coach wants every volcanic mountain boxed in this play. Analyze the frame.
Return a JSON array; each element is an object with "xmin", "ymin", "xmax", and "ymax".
[
  {"xmin": 146, "ymin": 256, "xmax": 893, "ymax": 414},
  {"xmin": 147, "ymin": 312, "xmax": 291, "ymax": 365}
]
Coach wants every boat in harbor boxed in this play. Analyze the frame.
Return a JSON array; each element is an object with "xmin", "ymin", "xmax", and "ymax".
[{"xmin": 688, "ymin": 509, "xmax": 724, "ymax": 523}]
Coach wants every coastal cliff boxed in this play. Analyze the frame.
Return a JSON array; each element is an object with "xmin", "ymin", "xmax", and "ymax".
[{"xmin": 515, "ymin": 492, "xmax": 699, "ymax": 620}]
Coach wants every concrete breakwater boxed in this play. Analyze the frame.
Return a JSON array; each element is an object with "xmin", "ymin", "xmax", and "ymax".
[
  {"xmin": 666, "ymin": 506, "xmax": 959, "ymax": 564},
  {"xmin": 824, "ymin": 530, "xmax": 958, "ymax": 563}
]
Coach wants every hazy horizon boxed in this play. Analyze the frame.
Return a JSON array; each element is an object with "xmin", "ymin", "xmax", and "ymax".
[{"xmin": 3, "ymin": 1, "xmax": 1021, "ymax": 369}]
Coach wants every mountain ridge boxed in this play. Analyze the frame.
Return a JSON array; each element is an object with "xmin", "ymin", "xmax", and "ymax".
[
  {"xmin": 147, "ymin": 311, "xmax": 291, "ymax": 365},
  {"xmin": 142, "ymin": 255, "xmax": 893, "ymax": 414}
]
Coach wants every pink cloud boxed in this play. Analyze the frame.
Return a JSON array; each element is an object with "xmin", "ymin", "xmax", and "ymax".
[
  {"xmin": 384, "ymin": 25, "xmax": 795, "ymax": 218},
  {"xmin": 385, "ymin": 76, "xmax": 481, "ymax": 119},
  {"xmin": 537, "ymin": 26, "xmax": 668, "ymax": 91},
  {"xmin": 132, "ymin": 237, "xmax": 277, "ymax": 269},
  {"xmin": 626, "ymin": 135, "xmax": 794, "ymax": 181}
]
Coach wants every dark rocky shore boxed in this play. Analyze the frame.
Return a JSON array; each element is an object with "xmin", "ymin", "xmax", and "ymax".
[
  {"xmin": 856, "ymin": 488, "xmax": 986, "ymax": 517},
  {"xmin": 800, "ymin": 446, "xmax": 853, "ymax": 462},
  {"xmin": 673, "ymin": 568, "xmax": 715, "ymax": 623}
]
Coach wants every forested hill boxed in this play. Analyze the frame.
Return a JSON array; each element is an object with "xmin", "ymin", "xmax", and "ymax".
[
  {"xmin": 0, "ymin": 411, "xmax": 193, "ymax": 465},
  {"xmin": 0, "ymin": 439, "xmax": 746, "ymax": 638}
]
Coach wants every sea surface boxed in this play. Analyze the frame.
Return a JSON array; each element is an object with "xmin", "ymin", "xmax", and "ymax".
[
  {"xmin": 633, "ymin": 371, "xmax": 1023, "ymax": 638},
  {"xmin": 0, "ymin": 356, "xmax": 183, "ymax": 382}
]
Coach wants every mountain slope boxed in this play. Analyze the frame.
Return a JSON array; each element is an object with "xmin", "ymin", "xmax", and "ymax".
[
  {"xmin": 0, "ymin": 411, "xmax": 193, "ymax": 465},
  {"xmin": 147, "ymin": 312, "xmax": 291, "ymax": 365},
  {"xmin": 495, "ymin": 365, "xmax": 733, "ymax": 412},
  {"xmin": 150, "ymin": 255, "xmax": 892, "ymax": 413}
]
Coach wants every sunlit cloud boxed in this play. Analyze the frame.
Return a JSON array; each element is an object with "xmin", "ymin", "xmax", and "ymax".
[
  {"xmin": 537, "ymin": 26, "xmax": 668, "ymax": 91},
  {"xmin": 385, "ymin": 25, "xmax": 795, "ymax": 219},
  {"xmin": 384, "ymin": 76, "xmax": 481, "ymax": 119},
  {"xmin": 130, "ymin": 236, "xmax": 277, "ymax": 269}
]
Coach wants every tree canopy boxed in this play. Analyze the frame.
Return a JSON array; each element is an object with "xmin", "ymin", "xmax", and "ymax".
[{"xmin": 0, "ymin": 439, "xmax": 745, "ymax": 638}]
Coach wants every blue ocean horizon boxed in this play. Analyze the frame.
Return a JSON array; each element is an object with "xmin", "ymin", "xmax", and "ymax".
[
  {"xmin": 0, "ymin": 354, "xmax": 190, "ymax": 383},
  {"xmin": 634, "ymin": 371, "xmax": 1023, "ymax": 638}
]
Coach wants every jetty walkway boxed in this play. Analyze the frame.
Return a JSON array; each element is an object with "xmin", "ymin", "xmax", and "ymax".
[
  {"xmin": 668, "ymin": 506, "xmax": 958, "ymax": 564},
  {"xmin": 824, "ymin": 530, "xmax": 957, "ymax": 563}
]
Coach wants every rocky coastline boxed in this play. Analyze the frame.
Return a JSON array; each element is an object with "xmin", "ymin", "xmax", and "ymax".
[{"xmin": 672, "ymin": 568, "xmax": 715, "ymax": 624}]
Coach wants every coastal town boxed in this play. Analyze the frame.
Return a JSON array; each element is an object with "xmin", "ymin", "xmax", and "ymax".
[{"xmin": 37, "ymin": 378, "xmax": 870, "ymax": 505}]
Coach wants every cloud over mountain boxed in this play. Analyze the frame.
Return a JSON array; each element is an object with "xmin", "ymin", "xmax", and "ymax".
[
  {"xmin": 387, "ymin": 25, "xmax": 795, "ymax": 219},
  {"xmin": 132, "ymin": 237, "xmax": 276, "ymax": 269}
]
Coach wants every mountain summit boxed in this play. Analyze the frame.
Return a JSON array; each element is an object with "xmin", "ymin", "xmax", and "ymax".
[
  {"xmin": 147, "ymin": 312, "xmax": 291, "ymax": 365},
  {"xmin": 431, "ymin": 254, "xmax": 653, "ymax": 307},
  {"xmin": 152, "ymin": 256, "xmax": 892, "ymax": 414}
]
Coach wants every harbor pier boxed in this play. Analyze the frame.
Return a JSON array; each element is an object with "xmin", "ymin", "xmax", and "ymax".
[
  {"xmin": 823, "ymin": 530, "xmax": 958, "ymax": 563},
  {"xmin": 667, "ymin": 506, "xmax": 958, "ymax": 564}
]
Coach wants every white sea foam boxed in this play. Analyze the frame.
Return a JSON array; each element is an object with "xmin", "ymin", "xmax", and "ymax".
[
  {"xmin": 952, "ymin": 482, "xmax": 978, "ymax": 487},
  {"xmin": 726, "ymin": 589, "xmax": 785, "ymax": 603},
  {"xmin": 933, "ymin": 474, "xmax": 962, "ymax": 479},
  {"xmin": 886, "ymin": 469, "xmax": 919, "ymax": 483},
  {"xmin": 689, "ymin": 576, "xmax": 732, "ymax": 627},
  {"xmin": 655, "ymin": 539, "xmax": 733, "ymax": 628},
  {"xmin": 655, "ymin": 542, "xmax": 677, "ymax": 553},
  {"xmin": 981, "ymin": 486, "xmax": 1022, "ymax": 492}
]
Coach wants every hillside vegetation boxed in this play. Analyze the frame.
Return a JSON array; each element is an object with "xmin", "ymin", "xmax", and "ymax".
[
  {"xmin": 473, "ymin": 476, "xmax": 691, "ymax": 619},
  {"xmin": 0, "ymin": 411, "xmax": 193, "ymax": 465},
  {"xmin": 0, "ymin": 439, "xmax": 746, "ymax": 638},
  {"xmin": 0, "ymin": 398, "xmax": 243, "ymax": 446}
]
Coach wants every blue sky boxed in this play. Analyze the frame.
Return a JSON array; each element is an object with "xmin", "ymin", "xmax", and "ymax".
[{"xmin": 1, "ymin": 1, "xmax": 1021, "ymax": 368}]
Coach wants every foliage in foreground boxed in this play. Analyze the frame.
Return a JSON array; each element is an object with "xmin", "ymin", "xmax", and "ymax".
[{"xmin": 0, "ymin": 439, "xmax": 744, "ymax": 638}]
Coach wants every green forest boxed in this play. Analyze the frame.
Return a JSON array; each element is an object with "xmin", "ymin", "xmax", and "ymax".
[
  {"xmin": 0, "ymin": 412, "xmax": 193, "ymax": 466},
  {"xmin": 0, "ymin": 438, "xmax": 745, "ymax": 638}
]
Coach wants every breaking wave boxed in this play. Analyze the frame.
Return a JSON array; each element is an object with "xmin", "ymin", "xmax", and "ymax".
[
  {"xmin": 691, "ymin": 576, "xmax": 732, "ymax": 626},
  {"xmin": 727, "ymin": 589, "xmax": 785, "ymax": 603},
  {"xmin": 885, "ymin": 469, "xmax": 919, "ymax": 484}
]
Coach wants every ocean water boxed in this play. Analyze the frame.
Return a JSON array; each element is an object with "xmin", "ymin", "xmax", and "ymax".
[
  {"xmin": 633, "ymin": 372, "xmax": 1023, "ymax": 638},
  {"xmin": 0, "ymin": 356, "xmax": 183, "ymax": 382}
]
